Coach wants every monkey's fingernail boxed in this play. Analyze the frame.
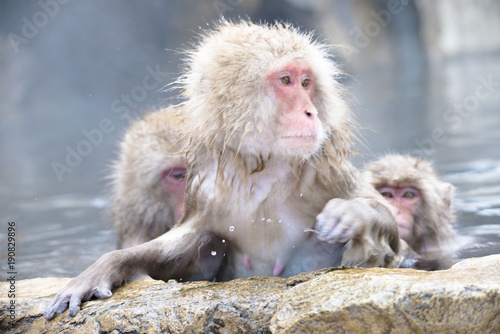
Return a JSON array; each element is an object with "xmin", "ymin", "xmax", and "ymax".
[
  {"xmin": 329, "ymin": 232, "xmax": 343, "ymax": 242},
  {"xmin": 44, "ymin": 310, "xmax": 54, "ymax": 319}
]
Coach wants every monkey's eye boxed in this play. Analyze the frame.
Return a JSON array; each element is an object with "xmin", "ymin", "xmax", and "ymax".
[
  {"xmin": 173, "ymin": 173, "xmax": 186, "ymax": 181},
  {"xmin": 280, "ymin": 76, "xmax": 291, "ymax": 85},
  {"xmin": 380, "ymin": 191, "xmax": 393, "ymax": 198},
  {"xmin": 301, "ymin": 79, "xmax": 310, "ymax": 88},
  {"xmin": 170, "ymin": 168, "xmax": 186, "ymax": 181},
  {"xmin": 403, "ymin": 192, "xmax": 415, "ymax": 199}
]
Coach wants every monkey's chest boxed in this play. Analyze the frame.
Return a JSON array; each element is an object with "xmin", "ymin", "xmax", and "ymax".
[{"xmin": 219, "ymin": 209, "xmax": 343, "ymax": 279}]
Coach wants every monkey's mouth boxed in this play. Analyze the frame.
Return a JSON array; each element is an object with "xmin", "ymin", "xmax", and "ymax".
[
  {"xmin": 282, "ymin": 134, "xmax": 317, "ymax": 139},
  {"xmin": 281, "ymin": 134, "xmax": 320, "ymax": 154}
]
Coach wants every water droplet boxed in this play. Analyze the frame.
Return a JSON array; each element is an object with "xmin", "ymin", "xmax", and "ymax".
[
  {"xmin": 229, "ymin": 226, "xmax": 235, "ymax": 232},
  {"xmin": 266, "ymin": 219, "xmax": 272, "ymax": 223},
  {"xmin": 222, "ymin": 239, "xmax": 226, "ymax": 243},
  {"xmin": 250, "ymin": 219, "xmax": 255, "ymax": 223},
  {"xmin": 278, "ymin": 219, "xmax": 283, "ymax": 224},
  {"xmin": 211, "ymin": 251, "xmax": 217, "ymax": 256},
  {"xmin": 300, "ymin": 193, "xmax": 303, "ymax": 197},
  {"xmin": 304, "ymin": 228, "xmax": 319, "ymax": 234},
  {"xmin": 261, "ymin": 218, "xmax": 265, "ymax": 221}
]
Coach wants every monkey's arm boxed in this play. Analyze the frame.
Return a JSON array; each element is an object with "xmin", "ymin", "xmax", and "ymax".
[
  {"xmin": 314, "ymin": 162, "xmax": 401, "ymax": 268},
  {"xmin": 44, "ymin": 222, "xmax": 220, "ymax": 320},
  {"xmin": 316, "ymin": 196, "xmax": 400, "ymax": 267}
]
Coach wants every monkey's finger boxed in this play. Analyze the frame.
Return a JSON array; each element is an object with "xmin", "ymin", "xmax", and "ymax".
[
  {"xmin": 43, "ymin": 308, "xmax": 55, "ymax": 320},
  {"xmin": 317, "ymin": 198, "xmax": 348, "ymax": 228},
  {"xmin": 44, "ymin": 295, "xmax": 68, "ymax": 320},
  {"xmin": 56, "ymin": 297, "xmax": 70, "ymax": 314},
  {"xmin": 43, "ymin": 300, "xmax": 56, "ymax": 319},
  {"xmin": 327, "ymin": 214, "xmax": 354, "ymax": 240},
  {"xmin": 316, "ymin": 205, "xmax": 346, "ymax": 231},
  {"xmin": 94, "ymin": 286, "xmax": 113, "ymax": 299},
  {"xmin": 337, "ymin": 225, "xmax": 357, "ymax": 243},
  {"xmin": 316, "ymin": 215, "xmax": 341, "ymax": 240},
  {"xmin": 318, "ymin": 217, "xmax": 347, "ymax": 243},
  {"xmin": 329, "ymin": 227, "xmax": 351, "ymax": 244},
  {"xmin": 336, "ymin": 216, "xmax": 364, "ymax": 242},
  {"xmin": 69, "ymin": 293, "xmax": 83, "ymax": 317}
]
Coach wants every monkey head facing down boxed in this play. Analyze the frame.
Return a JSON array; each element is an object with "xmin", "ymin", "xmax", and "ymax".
[
  {"xmin": 364, "ymin": 154, "xmax": 460, "ymax": 269},
  {"xmin": 45, "ymin": 21, "xmax": 400, "ymax": 320},
  {"xmin": 111, "ymin": 112, "xmax": 186, "ymax": 248}
]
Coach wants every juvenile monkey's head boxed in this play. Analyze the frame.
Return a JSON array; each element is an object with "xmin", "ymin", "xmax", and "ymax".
[
  {"xmin": 177, "ymin": 21, "xmax": 352, "ymax": 164},
  {"xmin": 364, "ymin": 154, "xmax": 455, "ymax": 245}
]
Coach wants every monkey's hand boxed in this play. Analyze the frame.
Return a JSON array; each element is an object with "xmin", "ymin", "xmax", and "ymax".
[
  {"xmin": 44, "ymin": 223, "xmax": 210, "ymax": 319},
  {"xmin": 44, "ymin": 250, "xmax": 130, "ymax": 320},
  {"xmin": 315, "ymin": 198, "xmax": 377, "ymax": 243},
  {"xmin": 315, "ymin": 198, "xmax": 400, "ymax": 267}
]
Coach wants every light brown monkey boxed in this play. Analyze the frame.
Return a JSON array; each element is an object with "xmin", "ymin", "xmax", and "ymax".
[
  {"xmin": 364, "ymin": 154, "xmax": 459, "ymax": 269},
  {"xmin": 44, "ymin": 21, "xmax": 400, "ymax": 320},
  {"xmin": 111, "ymin": 110, "xmax": 186, "ymax": 248}
]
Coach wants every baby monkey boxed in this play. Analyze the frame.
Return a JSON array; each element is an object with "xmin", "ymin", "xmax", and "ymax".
[{"xmin": 364, "ymin": 154, "xmax": 460, "ymax": 269}]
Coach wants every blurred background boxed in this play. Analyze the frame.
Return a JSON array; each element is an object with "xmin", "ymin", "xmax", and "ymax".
[{"xmin": 1, "ymin": 0, "xmax": 499, "ymax": 279}]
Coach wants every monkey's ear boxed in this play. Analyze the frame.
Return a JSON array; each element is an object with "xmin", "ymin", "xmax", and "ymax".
[{"xmin": 441, "ymin": 182, "xmax": 455, "ymax": 211}]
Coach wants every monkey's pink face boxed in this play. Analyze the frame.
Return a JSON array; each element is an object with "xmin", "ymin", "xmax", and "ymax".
[
  {"xmin": 161, "ymin": 165, "xmax": 186, "ymax": 221},
  {"xmin": 377, "ymin": 186, "xmax": 421, "ymax": 240},
  {"xmin": 266, "ymin": 62, "xmax": 324, "ymax": 158}
]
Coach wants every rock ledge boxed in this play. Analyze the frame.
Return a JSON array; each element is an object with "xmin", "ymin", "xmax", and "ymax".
[{"xmin": 1, "ymin": 255, "xmax": 499, "ymax": 333}]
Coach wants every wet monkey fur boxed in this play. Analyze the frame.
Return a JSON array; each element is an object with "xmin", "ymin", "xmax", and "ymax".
[
  {"xmin": 45, "ymin": 21, "xmax": 400, "ymax": 320},
  {"xmin": 364, "ymin": 154, "xmax": 460, "ymax": 269}
]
